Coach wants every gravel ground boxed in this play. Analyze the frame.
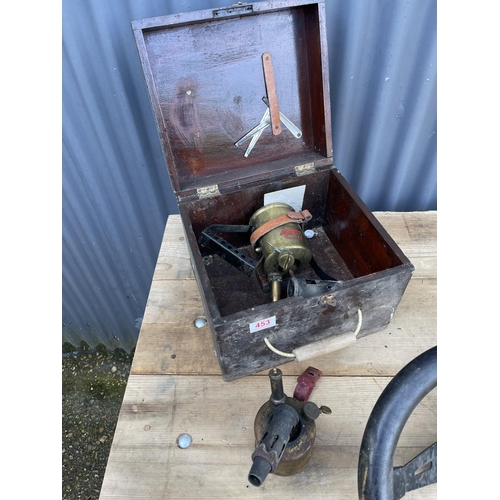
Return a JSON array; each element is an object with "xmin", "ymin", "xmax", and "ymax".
[{"xmin": 62, "ymin": 341, "xmax": 134, "ymax": 500}]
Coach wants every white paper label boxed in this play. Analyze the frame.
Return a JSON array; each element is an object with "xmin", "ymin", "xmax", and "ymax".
[
  {"xmin": 249, "ymin": 316, "xmax": 277, "ymax": 333},
  {"xmin": 264, "ymin": 185, "xmax": 306, "ymax": 212}
]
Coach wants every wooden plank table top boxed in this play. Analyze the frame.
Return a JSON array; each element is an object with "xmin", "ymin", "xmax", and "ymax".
[{"xmin": 100, "ymin": 211, "xmax": 437, "ymax": 500}]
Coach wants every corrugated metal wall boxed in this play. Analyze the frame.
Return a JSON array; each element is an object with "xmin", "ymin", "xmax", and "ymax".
[{"xmin": 62, "ymin": 0, "xmax": 436, "ymax": 352}]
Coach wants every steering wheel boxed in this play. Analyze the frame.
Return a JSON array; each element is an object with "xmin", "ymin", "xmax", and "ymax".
[{"xmin": 358, "ymin": 346, "xmax": 437, "ymax": 499}]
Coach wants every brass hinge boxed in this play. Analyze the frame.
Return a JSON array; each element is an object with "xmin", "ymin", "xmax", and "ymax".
[
  {"xmin": 295, "ymin": 162, "xmax": 316, "ymax": 177},
  {"xmin": 213, "ymin": 2, "xmax": 253, "ymax": 18},
  {"xmin": 197, "ymin": 184, "xmax": 220, "ymax": 199}
]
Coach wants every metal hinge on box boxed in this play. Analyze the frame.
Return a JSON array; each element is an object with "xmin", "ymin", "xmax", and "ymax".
[
  {"xmin": 295, "ymin": 162, "xmax": 316, "ymax": 177},
  {"xmin": 213, "ymin": 2, "xmax": 253, "ymax": 18},
  {"xmin": 197, "ymin": 184, "xmax": 220, "ymax": 199}
]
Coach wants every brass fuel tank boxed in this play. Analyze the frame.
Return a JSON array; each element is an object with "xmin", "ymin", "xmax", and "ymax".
[
  {"xmin": 248, "ymin": 368, "xmax": 330, "ymax": 487},
  {"xmin": 249, "ymin": 203, "xmax": 312, "ymax": 301}
]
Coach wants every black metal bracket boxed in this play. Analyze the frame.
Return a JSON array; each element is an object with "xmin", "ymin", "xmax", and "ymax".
[
  {"xmin": 199, "ymin": 224, "xmax": 261, "ymax": 277},
  {"xmin": 358, "ymin": 346, "xmax": 437, "ymax": 500}
]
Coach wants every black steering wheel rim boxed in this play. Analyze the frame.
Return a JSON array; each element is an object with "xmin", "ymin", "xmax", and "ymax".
[{"xmin": 358, "ymin": 346, "xmax": 437, "ymax": 500}]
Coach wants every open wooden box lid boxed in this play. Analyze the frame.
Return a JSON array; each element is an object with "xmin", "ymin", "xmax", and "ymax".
[{"xmin": 132, "ymin": 0, "xmax": 333, "ymax": 200}]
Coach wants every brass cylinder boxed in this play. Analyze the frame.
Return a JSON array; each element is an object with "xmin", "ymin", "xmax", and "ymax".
[
  {"xmin": 249, "ymin": 203, "xmax": 312, "ymax": 277},
  {"xmin": 270, "ymin": 279, "xmax": 281, "ymax": 302}
]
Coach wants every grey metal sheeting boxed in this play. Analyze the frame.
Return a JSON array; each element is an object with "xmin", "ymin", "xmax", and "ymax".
[{"xmin": 62, "ymin": 0, "xmax": 436, "ymax": 351}]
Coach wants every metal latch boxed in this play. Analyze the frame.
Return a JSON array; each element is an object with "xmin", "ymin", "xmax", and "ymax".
[
  {"xmin": 295, "ymin": 162, "xmax": 315, "ymax": 177},
  {"xmin": 213, "ymin": 2, "xmax": 253, "ymax": 18},
  {"xmin": 197, "ymin": 184, "xmax": 220, "ymax": 199},
  {"xmin": 319, "ymin": 293, "xmax": 337, "ymax": 306}
]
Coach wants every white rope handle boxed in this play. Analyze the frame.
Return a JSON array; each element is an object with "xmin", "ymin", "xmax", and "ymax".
[
  {"xmin": 264, "ymin": 337, "xmax": 296, "ymax": 358},
  {"xmin": 264, "ymin": 309, "xmax": 363, "ymax": 359},
  {"xmin": 353, "ymin": 308, "xmax": 363, "ymax": 336}
]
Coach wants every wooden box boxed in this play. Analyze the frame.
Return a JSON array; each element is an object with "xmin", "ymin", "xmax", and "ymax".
[{"xmin": 132, "ymin": 0, "xmax": 414, "ymax": 381}]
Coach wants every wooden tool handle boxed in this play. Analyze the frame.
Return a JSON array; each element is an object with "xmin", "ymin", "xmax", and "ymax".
[
  {"xmin": 261, "ymin": 52, "xmax": 282, "ymax": 136},
  {"xmin": 292, "ymin": 332, "xmax": 357, "ymax": 362}
]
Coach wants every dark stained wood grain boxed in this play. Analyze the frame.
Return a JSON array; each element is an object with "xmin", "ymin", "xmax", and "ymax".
[
  {"xmin": 324, "ymin": 169, "xmax": 411, "ymax": 277},
  {"xmin": 133, "ymin": 1, "xmax": 333, "ymax": 195}
]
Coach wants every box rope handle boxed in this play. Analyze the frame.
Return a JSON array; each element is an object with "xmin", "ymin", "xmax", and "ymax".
[{"xmin": 264, "ymin": 309, "xmax": 363, "ymax": 361}]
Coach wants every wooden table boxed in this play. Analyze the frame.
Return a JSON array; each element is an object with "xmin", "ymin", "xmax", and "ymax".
[{"xmin": 99, "ymin": 212, "xmax": 437, "ymax": 499}]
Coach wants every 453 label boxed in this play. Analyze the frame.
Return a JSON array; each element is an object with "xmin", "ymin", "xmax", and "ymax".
[{"xmin": 249, "ymin": 316, "xmax": 276, "ymax": 333}]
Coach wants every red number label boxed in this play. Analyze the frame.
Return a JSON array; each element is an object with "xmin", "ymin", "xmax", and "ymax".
[{"xmin": 250, "ymin": 316, "xmax": 276, "ymax": 333}]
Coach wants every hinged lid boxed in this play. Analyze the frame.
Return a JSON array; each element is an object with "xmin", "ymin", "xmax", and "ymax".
[{"xmin": 132, "ymin": 0, "xmax": 333, "ymax": 199}]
